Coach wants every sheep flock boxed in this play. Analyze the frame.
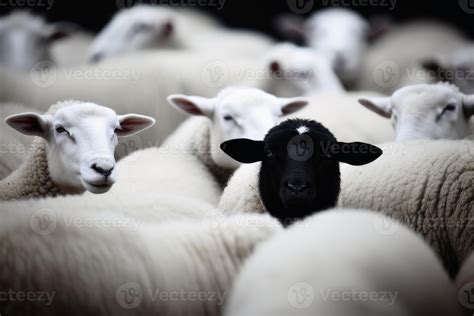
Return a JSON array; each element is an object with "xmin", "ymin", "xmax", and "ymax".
[{"xmin": 0, "ymin": 5, "xmax": 473, "ymax": 316}]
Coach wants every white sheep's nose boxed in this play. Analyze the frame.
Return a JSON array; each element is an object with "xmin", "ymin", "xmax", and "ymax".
[
  {"xmin": 90, "ymin": 159, "xmax": 115, "ymax": 178},
  {"xmin": 333, "ymin": 52, "xmax": 347, "ymax": 71},
  {"xmin": 89, "ymin": 52, "xmax": 104, "ymax": 64}
]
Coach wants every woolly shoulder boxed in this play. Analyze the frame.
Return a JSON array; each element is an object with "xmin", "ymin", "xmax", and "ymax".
[
  {"xmin": 219, "ymin": 163, "xmax": 265, "ymax": 215},
  {"xmin": 339, "ymin": 140, "xmax": 473, "ymax": 274},
  {"xmin": 115, "ymin": 147, "xmax": 222, "ymax": 205}
]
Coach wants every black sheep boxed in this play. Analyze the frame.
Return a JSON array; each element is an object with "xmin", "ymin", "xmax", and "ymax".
[{"xmin": 220, "ymin": 119, "xmax": 382, "ymax": 226}]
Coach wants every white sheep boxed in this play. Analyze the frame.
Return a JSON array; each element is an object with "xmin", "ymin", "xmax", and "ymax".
[
  {"xmin": 339, "ymin": 140, "xmax": 474, "ymax": 277},
  {"xmin": 358, "ymin": 83, "xmax": 474, "ymax": 141},
  {"xmin": 0, "ymin": 11, "xmax": 75, "ymax": 71},
  {"xmin": 51, "ymin": 31, "xmax": 94, "ymax": 67},
  {"xmin": 286, "ymin": 91, "xmax": 395, "ymax": 144},
  {"xmin": 356, "ymin": 20, "xmax": 467, "ymax": 95},
  {"xmin": 88, "ymin": 5, "xmax": 273, "ymax": 62},
  {"xmin": 0, "ymin": 100, "xmax": 155, "ymax": 200},
  {"xmin": 225, "ymin": 209, "xmax": 464, "ymax": 316},
  {"xmin": 0, "ymin": 103, "xmax": 35, "ymax": 180},
  {"xmin": 276, "ymin": 8, "xmax": 371, "ymax": 85},
  {"xmin": 163, "ymin": 86, "xmax": 309, "ymax": 185},
  {"xmin": 0, "ymin": 50, "xmax": 261, "ymax": 157},
  {"xmin": 0, "ymin": 207, "xmax": 282, "ymax": 315},
  {"xmin": 262, "ymin": 43, "xmax": 345, "ymax": 97}
]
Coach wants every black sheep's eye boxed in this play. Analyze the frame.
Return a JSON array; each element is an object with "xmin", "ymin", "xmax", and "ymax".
[
  {"xmin": 264, "ymin": 147, "xmax": 273, "ymax": 158},
  {"xmin": 56, "ymin": 126, "xmax": 67, "ymax": 134}
]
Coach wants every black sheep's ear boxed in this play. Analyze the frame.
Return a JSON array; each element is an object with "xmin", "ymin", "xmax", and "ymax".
[
  {"xmin": 327, "ymin": 142, "xmax": 383, "ymax": 166},
  {"xmin": 220, "ymin": 139, "xmax": 265, "ymax": 164}
]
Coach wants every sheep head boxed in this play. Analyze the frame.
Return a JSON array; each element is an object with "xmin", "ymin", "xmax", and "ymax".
[
  {"xmin": 359, "ymin": 83, "xmax": 474, "ymax": 141},
  {"xmin": 220, "ymin": 119, "xmax": 382, "ymax": 225},
  {"xmin": 5, "ymin": 101, "xmax": 155, "ymax": 194},
  {"xmin": 0, "ymin": 11, "xmax": 76, "ymax": 71},
  {"xmin": 167, "ymin": 87, "xmax": 308, "ymax": 170},
  {"xmin": 88, "ymin": 6, "xmax": 175, "ymax": 63}
]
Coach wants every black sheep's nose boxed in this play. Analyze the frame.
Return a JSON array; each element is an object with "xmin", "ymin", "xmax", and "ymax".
[
  {"xmin": 91, "ymin": 164, "xmax": 114, "ymax": 178},
  {"xmin": 286, "ymin": 182, "xmax": 309, "ymax": 195}
]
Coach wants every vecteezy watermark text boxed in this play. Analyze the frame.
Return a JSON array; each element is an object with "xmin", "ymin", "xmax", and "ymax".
[
  {"xmin": 287, "ymin": 0, "xmax": 396, "ymax": 14},
  {"xmin": 0, "ymin": 289, "xmax": 55, "ymax": 306},
  {"xmin": 0, "ymin": 0, "xmax": 54, "ymax": 9},
  {"xmin": 116, "ymin": 282, "xmax": 227, "ymax": 309},
  {"xmin": 116, "ymin": 0, "xmax": 225, "ymax": 10}
]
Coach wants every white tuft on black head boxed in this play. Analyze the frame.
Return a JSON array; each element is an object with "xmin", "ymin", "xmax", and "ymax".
[{"xmin": 296, "ymin": 126, "xmax": 309, "ymax": 134}]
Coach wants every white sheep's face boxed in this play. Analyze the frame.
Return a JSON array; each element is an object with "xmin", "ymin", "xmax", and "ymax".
[
  {"xmin": 304, "ymin": 9, "xmax": 369, "ymax": 84},
  {"xmin": 0, "ymin": 12, "xmax": 71, "ymax": 71},
  {"xmin": 265, "ymin": 43, "xmax": 344, "ymax": 96},
  {"xmin": 88, "ymin": 7, "xmax": 175, "ymax": 63},
  {"xmin": 167, "ymin": 87, "xmax": 308, "ymax": 169},
  {"xmin": 6, "ymin": 103, "xmax": 155, "ymax": 194},
  {"xmin": 359, "ymin": 84, "xmax": 474, "ymax": 141}
]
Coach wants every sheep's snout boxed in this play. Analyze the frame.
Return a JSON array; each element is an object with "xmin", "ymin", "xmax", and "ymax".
[
  {"xmin": 80, "ymin": 157, "xmax": 116, "ymax": 194},
  {"xmin": 280, "ymin": 174, "xmax": 315, "ymax": 208},
  {"xmin": 89, "ymin": 52, "xmax": 104, "ymax": 64}
]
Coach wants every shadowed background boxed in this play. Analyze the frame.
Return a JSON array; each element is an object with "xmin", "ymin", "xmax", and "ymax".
[{"xmin": 0, "ymin": 0, "xmax": 473, "ymax": 38}]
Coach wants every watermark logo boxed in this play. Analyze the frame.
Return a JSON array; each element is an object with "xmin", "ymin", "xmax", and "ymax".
[
  {"xmin": 287, "ymin": 0, "xmax": 315, "ymax": 14},
  {"xmin": 116, "ymin": 282, "xmax": 143, "ymax": 309},
  {"xmin": 458, "ymin": 282, "xmax": 474, "ymax": 310},
  {"xmin": 288, "ymin": 282, "xmax": 314, "ymax": 309},
  {"xmin": 288, "ymin": 134, "xmax": 314, "ymax": 161},
  {"xmin": 30, "ymin": 61, "xmax": 57, "ymax": 88},
  {"xmin": 201, "ymin": 60, "xmax": 229, "ymax": 88},
  {"xmin": 30, "ymin": 62, "xmax": 141, "ymax": 88},
  {"xmin": 372, "ymin": 60, "xmax": 400, "ymax": 89},
  {"xmin": 372, "ymin": 214, "xmax": 399, "ymax": 235},
  {"xmin": 30, "ymin": 208, "xmax": 57, "ymax": 236},
  {"xmin": 201, "ymin": 213, "xmax": 229, "ymax": 236},
  {"xmin": 115, "ymin": 135, "xmax": 144, "ymax": 161},
  {"xmin": 459, "ymin": 0, "xmax": 474, "ymax": 14}
]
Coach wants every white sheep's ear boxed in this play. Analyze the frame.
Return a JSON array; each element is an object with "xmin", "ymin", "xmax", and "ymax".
[
  {"xmin": 279, "ymin": 97, "xmax": 309, "ymax": 115},
  {"xmin": 358, "ymin": 97, "xmax": 392, "ymax": 118},
  {"xmin": 45, "ymin": 22, "xmax": 78, "ymax": 42},
  {"xmin": 274, "ymin": 14, "xmax": 306, "ymax": 41},
  {"xmin": 117, "ymin": 114, "xmax": 156, "ymax": 137},
  {"xmin": 167, "ymin": 94, "xmax": 215, "ymax": 118},
  {"xmin": 462, "ymin": 94, "xmax": 474, "ymax": 118},
  {"xmin": 5, "ymin": 112, "xmax": 50, "ymax": 138}
]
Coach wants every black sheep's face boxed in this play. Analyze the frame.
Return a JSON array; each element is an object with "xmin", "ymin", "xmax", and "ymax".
[
  {"xmin": 220, "ymin": 119, "xmax": 384, "ymax": 225},
  {"xmin": 264, "ymin": 131, "xmax": 321, "ymax": 210}
]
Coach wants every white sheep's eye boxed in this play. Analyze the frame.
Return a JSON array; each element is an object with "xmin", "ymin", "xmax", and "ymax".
[
  {"xmin": 55, "ymin": 126, "xmax": 67, "ymax": 134},
  {"xmin": 444, "ymin": 104, "xmax": 456, "ymax": 112},
  {"xmin": 132, "ymin": 23, "xmax": 153, "ymax": 34},
  {"xmin": 223, "ymin": 115, "xmax": 235, "ymax": 122}
]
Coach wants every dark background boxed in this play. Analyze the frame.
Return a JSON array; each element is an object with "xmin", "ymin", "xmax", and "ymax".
[{"xmin": 0, "ymin": 0, "xmax": 473, "ymax": 39}]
